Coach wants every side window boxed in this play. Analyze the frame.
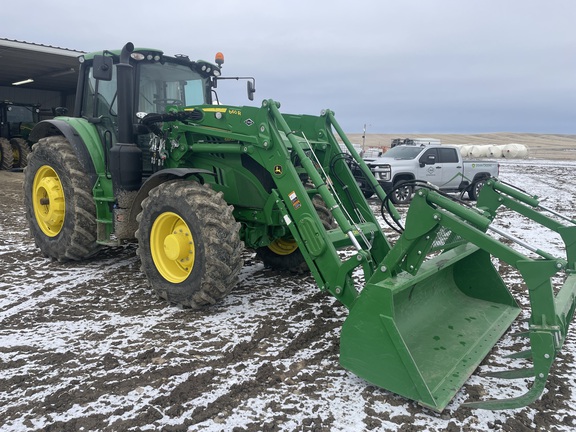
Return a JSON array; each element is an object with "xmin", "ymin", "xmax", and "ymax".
[
  {"xmin": 185, "ymin": 80, "xmax": 205, "ymax": 105},
  {"xmin": 138, "ymin": 75, "xmax": 158, "ymax": 113},
  {"xmin": 438, "ymin": 148, "xmax": 459, "ymax": 163},
  {"xmin": 419, "ymin": 148, "xmax": 438, "ymax": 165},
  {"xmin": 81, "ymin": 66, "xmax": 118, "ymax": 118}
]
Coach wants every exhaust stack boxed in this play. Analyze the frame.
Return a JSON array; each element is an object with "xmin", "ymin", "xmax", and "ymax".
[{"xmin": 109, "ymin": 42, "xmax": 142, "ymax": 193}]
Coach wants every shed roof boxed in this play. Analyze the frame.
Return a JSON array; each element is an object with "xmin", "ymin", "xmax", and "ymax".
[{"xmin": 0, "ymin": 38, "xmax": 84, "ymax": 93}]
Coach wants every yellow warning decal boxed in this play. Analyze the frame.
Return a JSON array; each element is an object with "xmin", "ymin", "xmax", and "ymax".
[{"xmin": 202, "ymin": 107, "xmax": 227, "ymax": 113}]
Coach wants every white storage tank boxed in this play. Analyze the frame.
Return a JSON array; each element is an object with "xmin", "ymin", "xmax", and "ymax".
[
  {"xmin": 487, "ymin": 145, "xmax": 503, "ymax": 158},
  {"xmin": 460, "ymin": 145, "xmax": 472, "ymax": 157},
  {"xmin": 470, "ymin": 145, "xmax": 488, "ymax": 158},
  {"xmin": 502, "ymin": 143, "xmax": 528, "ymax": 159}
]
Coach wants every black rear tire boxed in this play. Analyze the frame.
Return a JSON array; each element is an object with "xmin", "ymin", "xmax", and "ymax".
[
  {"xmin": 0, "ymin": 137, "xmax": 13, "ymax": 170},
  {"xmin": 23, "ymin": 136, "xmax": 100, "ymax": 261},
  {"xmin": 11, "ymin": 138, "xmax": 31, "ymax": 168},
  {"xmin": 136, "ymin": 180, "xmax": 244, "ymax": 308},
  {"xmin": 468, "ymin": 178, "xmax": 486, "ymax": 201}
]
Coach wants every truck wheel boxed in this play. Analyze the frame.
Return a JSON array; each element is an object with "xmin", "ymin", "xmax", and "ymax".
[
  {"xmin": 10, "ymin": 138, "xmax": 30, "ymax": 168},
  {"xmin": 256, "ymin": 196, "xmax": 335, "ymax": 273},
  {"xmin": 468, "ymin": 179, "xmax": 486, "ymax": 201},
  {"xmin": 23, "ymin": 136, "xmax": 101, "ymax": 261},
  {"xmin": 136, "ymin": 180, "xmax": 244, "ymax": 308},
  {"xmin": 0, "ymin": 137, "xmax": 13, "ymax": 170},
  {"xmin": 390, "ymin": 182, "xmax": 414, "ymax": 205}
]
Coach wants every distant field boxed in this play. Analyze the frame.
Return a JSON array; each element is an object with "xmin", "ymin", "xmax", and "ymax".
[{"xmin": 346, "ymin": 133, "xmax": 576, "ymax": 160}]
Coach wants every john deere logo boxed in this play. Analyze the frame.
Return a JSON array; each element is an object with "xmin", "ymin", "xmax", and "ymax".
[{"xmin": 274, "ymin": 165, "xmax": 283, "ymax": 175}]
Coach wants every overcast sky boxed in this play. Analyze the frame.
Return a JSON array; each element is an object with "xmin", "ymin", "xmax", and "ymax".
[{"xmin": 3, "ymin": 1, "xmax": 575, "ymax": 133}]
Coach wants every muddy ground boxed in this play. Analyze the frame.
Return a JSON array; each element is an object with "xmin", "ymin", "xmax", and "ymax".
[{"xmin": 1, "ymin": 160, "xmax": 575, "ymax": 431}]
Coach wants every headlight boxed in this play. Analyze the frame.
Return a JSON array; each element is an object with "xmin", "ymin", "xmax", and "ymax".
[{"xmin": 373, "ymin": 165, "xmax": 391, "ymax": 181}]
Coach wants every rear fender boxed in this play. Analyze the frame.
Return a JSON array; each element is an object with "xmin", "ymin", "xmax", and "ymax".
[
  {"xmin": 459, "ymin": 173, "xmax": 491, "ymax": 193},
  {"xmin": 473, "ymin": 172, "xmax": 491, "ymax": 182},
  {"xmin": 29, "ymin": 118, "xmax": 104, "ymax": 186}
]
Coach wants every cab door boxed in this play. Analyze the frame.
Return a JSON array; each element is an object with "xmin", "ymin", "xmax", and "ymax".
[
  {"xmin": 438, "ymin": 147, "xmax": 462, "ymax": 188},
  {"xmin": 417, "ymin": 148, "xmax": 442, "ymax": 186}
]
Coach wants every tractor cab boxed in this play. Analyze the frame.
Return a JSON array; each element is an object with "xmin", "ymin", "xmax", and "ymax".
[
  {"xmin": 73, "ymin": 46, "xmax": 255, "ymax": 178},
  {"xmin": 0, "ymin": 101, "xmax": 40, "ymax": 141},
  {"xmin": 73, "ymin": 47, "xmax": 222, "ymax": 178},
  {"xmin": 75, "ymin": 48, "xmax": 218, "ymax": 140}
]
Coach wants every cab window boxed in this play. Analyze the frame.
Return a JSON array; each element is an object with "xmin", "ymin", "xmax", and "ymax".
[
  {"xmin": 138, "ymin": 62, "xmax": 207, "ymax": 113},
  {"xmin": 438, "ymin": 148, "xmax": 459, "ymax": 163},
  {"xmin": 420, "ymin": 148, "xmax": 438, "ymax": 165}
]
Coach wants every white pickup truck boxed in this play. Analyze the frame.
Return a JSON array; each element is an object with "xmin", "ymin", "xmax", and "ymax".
[{"xmin": 361, "ymin": 145, "xmax": 499, "ymax": 204}]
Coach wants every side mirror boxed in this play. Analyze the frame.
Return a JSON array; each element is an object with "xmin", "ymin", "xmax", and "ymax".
[
  {"xmin": 247, "ymin": 80, "xmax": 255, "ymax": 101},
  {"xmin": 93, "ymin": 55, "xmax": 113, "ymax": 81}
]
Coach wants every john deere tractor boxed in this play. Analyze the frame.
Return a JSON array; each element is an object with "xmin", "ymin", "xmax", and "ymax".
[
  {"xmin": 23, "ymin": 43, "xmax": 576, "ymax": 412},
  {"xmin": 0, "ymin": 101, "xmax": 40, "ymax": 170}
]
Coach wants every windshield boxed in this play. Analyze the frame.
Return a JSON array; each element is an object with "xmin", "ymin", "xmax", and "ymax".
[
  {"xmin": 138, "ymin": 62, "xmax": 208, "ymax": 113},
  {"xmin": 381, "ymin": 146, "xmax": 423, "ymax": 160}
]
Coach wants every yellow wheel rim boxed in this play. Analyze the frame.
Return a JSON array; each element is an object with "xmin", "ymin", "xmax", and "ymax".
[
  {"xmin": 151, "ymin": 211, "xmax": 195, "ymax": 283},
  {"xmin": 32, "ymin": 165, "xmax": 65, "ymax": 237},
  {"xmin": 268, "ymin": 238, "xmax": 298, "ymax": 255}
]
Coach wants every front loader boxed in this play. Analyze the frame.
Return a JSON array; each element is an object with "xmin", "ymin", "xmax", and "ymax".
[{"xmin": 23, "ymin": 42, "xmax": 576, "ymax": 412}]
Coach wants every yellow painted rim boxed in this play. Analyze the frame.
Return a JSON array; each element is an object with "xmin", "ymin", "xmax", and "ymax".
[
  {"xmin": 32, "ymin": 165, "xmax": 65, "ymax": 237},
  {"xmin": 150, "ymin": 211, "xmax": 195, "ymax": 283},
  {"xmin": 268, "ymin": 238, "xmax": 298, "ymax": 256}
]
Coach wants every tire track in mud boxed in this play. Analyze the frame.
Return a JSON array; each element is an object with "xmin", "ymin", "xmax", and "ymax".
[
  {"xmin": 1, "ymin": 258, "xmax": 352, "ymax": 431},
  {"xmin": 141, "ymin": 285, "xmax": 348, "ymax": 430},
  {"xmin": 0, "ymin": 247, "xmax": 143, "ymax": 322}
]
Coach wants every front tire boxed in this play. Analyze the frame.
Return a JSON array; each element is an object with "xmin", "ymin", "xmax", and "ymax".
[
  {"xmin": 136, "ymin": 180, "xmax": 244, "ymax": 308},
  {"xmin": 23, "ymin": 136, "xmax": 100, "ymax": 261},
  {"xmin": 390, "ymin": 181, "xmax": 414, "ymax": 205}
]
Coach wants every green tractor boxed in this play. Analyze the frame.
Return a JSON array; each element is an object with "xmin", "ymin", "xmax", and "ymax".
[
  {"xmin": 23, "ymin": 43, "xmax": 576, "ymax": 412},
  {"xmin": 0, "ymin": 101, "xmax": 40, "ymax": 170}
]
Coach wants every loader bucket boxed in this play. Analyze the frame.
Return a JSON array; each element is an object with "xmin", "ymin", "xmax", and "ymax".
[{"xmin": 340, "ymin": 245, "xmax": 521, "ymax": 412}]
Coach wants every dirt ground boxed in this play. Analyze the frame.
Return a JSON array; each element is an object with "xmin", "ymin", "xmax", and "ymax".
[{"xmin": 1, "ymin": 156, "xmax": 576, "ymax": 431}]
